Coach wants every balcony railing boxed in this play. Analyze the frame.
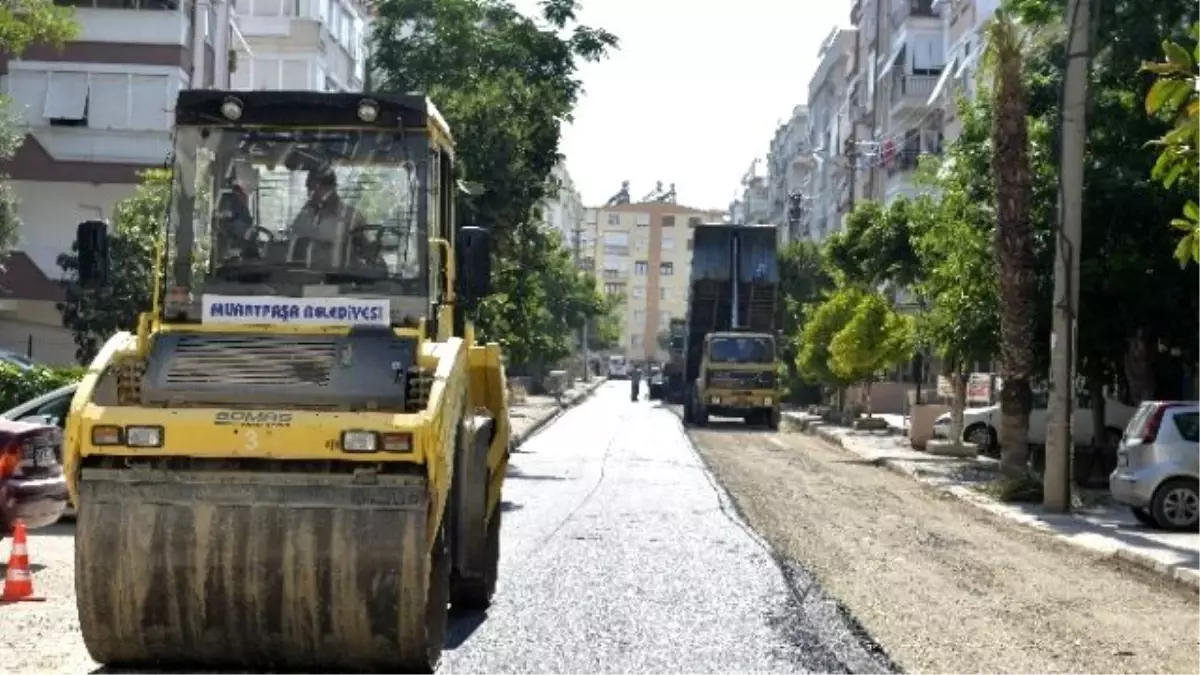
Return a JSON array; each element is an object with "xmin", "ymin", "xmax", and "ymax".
[{"xmin": 891, "ymin": 74, "xmax": 940, "ymax": 108}]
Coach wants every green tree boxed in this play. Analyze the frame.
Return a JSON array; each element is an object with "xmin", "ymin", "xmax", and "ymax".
[
  {"xmin": 825, "ymin": 197, "xmax": 923, "ymax": 289},
  {"xmin": 1142, "ymin": 23, "xmax": 1199, "ymax": 265},
  {"xmin": 778, "ymin": 239, "xmax": 833, "ymax": 402},
  {"xmin": 476, "ymin": 221, "xmax": 606, "ymax": 374},
  {"xmin": 796, "ymin": 286, "xmax": 862, "ymax": 402},
  {"xmin": 0, "ymin": 0, "xmax": 78, "ymax": 254},
  {"xmin": 828, "ymin": 290, "xmax": 915, "ymax": 415},
  {"xmin": 372, "ymin": 0, "xmax": 618, "ymax": 366},
  {"xmin": 372, "ymin": 0, "xmax": 616, "ymax": 248},
  {"xmin": 56, "ymin": 169, "xmax": 167, "ymax": 363},
  {"xmin": 587, "ymin": 292, "xmax": 623, "ymax": 351},
  {"xmin": 986, "ymin": 11, "xmax": 1037, "ymax": 478}
]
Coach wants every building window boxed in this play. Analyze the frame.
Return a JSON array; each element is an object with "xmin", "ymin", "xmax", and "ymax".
[
  {"xmin": 660, "ymin": 287, "xmax": 669, "ymax": 301},
  {"xmin": 603, "ymin": 231, "xmax": 629, "ymax": 257},
  {"xmin": 586, "ymin": 209, "xmax": 598, "ymax": 224},
  {"xmin": 661, "ymin": 235, "xmax": 675, "ymax": 251},
  {"xmin": 687, "ymin": 238, "xmax": 694, "ymax": 251},
  {"xmin": 633, "ymin": 286, "xmax": 645, "ymax": 298},
  {"xmin": 662, "ymin": 215, "xmax": 675, "ymax": 227},
  {"xmin": 660, "ymin": 262, "xmax": 674, "ymax": 276},
  {"xmin": 633, "ymin": 309, "xmax": 645, "ymax": 322},
  {"xmin": 44, "ymin": 71, "xmax": 88, "ymax": 127},
  {"xmin": 607, "ymin": 213, "xmax": 620, "ymax": 226},
  {"xmin": 688, "ymin": 216, "xmax": 702, "ymax": 228},
  {"xmin": 635, "ymin": 213, "xmax": 651, "ymax": 226},
  {"xmin": 604, "ymin": 283, "xmax": 623, "ymax": 295},
  {"xmin": 634, "ymin": 261, "xmax": 648, "ymax": 276},
  {"xmin": 631, "ymin": 334, "xmax": 643, "ymax": 348}
]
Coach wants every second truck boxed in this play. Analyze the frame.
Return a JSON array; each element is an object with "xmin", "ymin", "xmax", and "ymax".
[{"xmin": 680, "ymin": 223, "xmax": 782, "ymax": 429}]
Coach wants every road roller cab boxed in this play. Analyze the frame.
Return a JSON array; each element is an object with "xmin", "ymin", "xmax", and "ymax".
[{"xmin": 62, "ymin": 90, "xmax": 510, "ymax": 673}]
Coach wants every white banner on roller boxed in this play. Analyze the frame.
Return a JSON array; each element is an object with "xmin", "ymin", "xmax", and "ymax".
[{"xmin": 201, "ymin": 294, "xmax": 391, "ymax": 326}]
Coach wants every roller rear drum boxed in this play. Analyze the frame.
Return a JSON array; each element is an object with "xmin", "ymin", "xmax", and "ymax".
[{"xmin": 74, "ymin": 466, "xmax": 448, "ymax": 673}]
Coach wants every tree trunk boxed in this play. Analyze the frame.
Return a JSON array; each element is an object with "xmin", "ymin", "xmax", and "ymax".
[
  {"xmin": 1123, "ymin": 330, "xmax": 1156, "ymax": 403},
  {"xmin": 950, "ymin": 369, "xmax": 968, "ymax": 443},
  {"xmin": 989, "ymin": 16, "xmax": 1036, "ymax": 478},
  {"xmin": 864, "ymin": 379, "xmax": 874, "ymax": 417},
  {"xmin": 1084, "ymin": 372, "xmax": 1107, "ymax": 487}
]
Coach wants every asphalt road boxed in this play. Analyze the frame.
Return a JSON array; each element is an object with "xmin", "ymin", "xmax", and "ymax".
[
  {"xmin": 1, "ymin": 382, "xmax": 894, "ymax": 674},
  {"xmin": 440, "ymin": 382, "xmax": 894, "ymax": 674}
]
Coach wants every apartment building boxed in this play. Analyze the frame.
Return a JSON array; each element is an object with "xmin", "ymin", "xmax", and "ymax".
[
  {"xmin": 0, "ymin": 0, "xmax": 236, "ymax": 364},
  {"xmin": 846, "ymin": 0, "xmax": 947, "ymax": 205},
  {"xmin": 585, "ymin": 202, "xmax": 725, "ymax": 362},
  {"xmin": 929, "ymin": 0, "xmax": 999, "ymax": 142},
  {"xmin": 806, "ymin": 27, "xmax": 857, "ymax": 242},
  {"xmin": 231, "ymin": 0, "xmax": 370, "ymax": 93},
  {"xmin": 543, "ymin": 162, "xmax": 585, "ymax": 249},
  {"xmin": 765, "ymin": 104, "xmax": 811, "ymax": 244}
]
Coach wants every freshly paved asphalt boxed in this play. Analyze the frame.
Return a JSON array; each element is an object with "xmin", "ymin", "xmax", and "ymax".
[{"xmin": 440, "ymin": 382, "xmax": 895, "ymax": 674}]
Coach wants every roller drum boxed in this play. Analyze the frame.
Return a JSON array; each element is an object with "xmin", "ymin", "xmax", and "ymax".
[{"xmin": 74, "ymin": 466, "xmax": 448, "ymax": 673}]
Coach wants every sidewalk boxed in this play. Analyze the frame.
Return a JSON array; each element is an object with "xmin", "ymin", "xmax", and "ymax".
[
  {"xmin": 509, "ymin": 377, "xmax": 607, "ymax": 445},
  {"xmin": 785, "ymin": 411, "xmax": 1200, "ymax": 589}
]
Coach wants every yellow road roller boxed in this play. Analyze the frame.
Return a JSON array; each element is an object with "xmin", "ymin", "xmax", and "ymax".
[{"xmin": 62, "ymin": 90, "xmax": 511, "ymax": 673}]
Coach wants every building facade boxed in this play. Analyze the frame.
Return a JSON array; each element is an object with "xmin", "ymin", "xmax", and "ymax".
[
  {"xmin": 231, "ymin": 0, "xmax": 370, "ymax": 93},
  {"xmin": 543, "ymin": 161, "xmax": 585, "ymax": 249},
  {"xmin": 584, "ymin": 202, "xmax": 725, "ymax": 362},
  {"xmin": 806, "ymin": 27, "xmax": 856, "ymax": 243},
  {"xmin": 930, "ymin": 0, "xmax": 999, "ymax": 142},
  {"xmin": 0, "ymin": 1, "xmax": 237, "ymax": 364},
  {"xmin": 765, "ymin": 104, "xmax": 811, "ymax": 244},
  {"xmin": 845, "ymin": 0, "xmax": 947, "ymax": 206}
]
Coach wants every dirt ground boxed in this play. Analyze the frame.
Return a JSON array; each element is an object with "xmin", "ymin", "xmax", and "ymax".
[{"xmin": 690, "ymin": 422, "xmax": 1200, "ymax": 675}]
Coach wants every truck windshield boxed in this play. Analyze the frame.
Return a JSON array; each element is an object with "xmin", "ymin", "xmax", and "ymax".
[
  {"xmin": 709, "ymin": 336, "xmax": 775, "ymax": 364},
  {"xmin": 167, "ymin": 126, "xmax": 428, "ymax": 302}
]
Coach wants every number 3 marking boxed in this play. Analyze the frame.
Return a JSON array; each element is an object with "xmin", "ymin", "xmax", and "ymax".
[{"xmin": 244, "ymin": 430, "xmax": 259, "ymax": 451}]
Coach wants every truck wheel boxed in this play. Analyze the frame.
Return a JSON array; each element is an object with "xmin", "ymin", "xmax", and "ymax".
[
  {"xmin": 451, "ymin": 508, "xmax": 500, "ymax": 611},
  {"xmin": 767, "ymin": 409, "xmax": 780, "ymax": 431}
]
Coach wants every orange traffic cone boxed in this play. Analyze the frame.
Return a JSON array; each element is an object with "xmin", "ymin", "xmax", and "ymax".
[{"xmin": 2, "ymin": 520, "xmax": 45, "ymax": 603}]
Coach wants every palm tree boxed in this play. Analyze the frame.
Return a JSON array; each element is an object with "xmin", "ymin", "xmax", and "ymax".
[{"xmin": 986, "ymin": 12, "xmax": 1036, "ymax": 477}]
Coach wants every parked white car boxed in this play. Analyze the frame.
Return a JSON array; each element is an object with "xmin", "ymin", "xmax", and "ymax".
[{"xmin": 932, "ymin": 392, "xmax": 1137, "ymax": 450}]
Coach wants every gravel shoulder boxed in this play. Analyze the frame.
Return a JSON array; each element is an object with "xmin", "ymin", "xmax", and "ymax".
[{"xmin": 690, "ymin": 423, "xmax": 1200, "ymax": 675}]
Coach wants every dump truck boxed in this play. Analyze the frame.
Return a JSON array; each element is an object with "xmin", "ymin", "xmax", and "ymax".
[
  {"xmin": 648, "ymin": 317, "xmax": 685, "ymax": 401},
  {"xmin": 63, "ymin": 90, "xmax": 509, "ymax": 673},
  {"xmin": 681, "ymin": 223, "xmax": 782, "ymax": 429}
]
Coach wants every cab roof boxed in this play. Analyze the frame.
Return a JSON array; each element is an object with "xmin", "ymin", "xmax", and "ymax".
[{"xmin": 174, "ymin": 90, "xmax": 453, "ymax": 142}]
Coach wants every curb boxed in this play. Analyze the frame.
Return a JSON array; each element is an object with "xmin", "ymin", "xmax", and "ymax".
[
  {"xmin": 511, "ymin": 378, "xmax": 608, "ymax": 447},
  {"xmin": 790, "ymin": 416, "xmax": 1200, "ymax": 591}
]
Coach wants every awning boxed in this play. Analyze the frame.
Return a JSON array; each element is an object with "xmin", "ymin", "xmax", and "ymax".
[
  {"xmin": 955, "ymin": 42, "xmax": 983, "ymax": 78},
  {"xmin": 231, "ymin": 19, "xmax": 253, "ymax": 57},
  {"xmin": 876, "ymin": 40, "xmax": 906, "ymax": 82},
  {"xmin": 926, "ymin": 56, "xmax": 958, "ymax": 106}
]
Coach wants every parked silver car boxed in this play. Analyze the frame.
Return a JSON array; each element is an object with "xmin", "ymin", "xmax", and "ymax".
[{"xmin": 1109, "ymin": 401, "xmax": 1199, "ymax": 531}]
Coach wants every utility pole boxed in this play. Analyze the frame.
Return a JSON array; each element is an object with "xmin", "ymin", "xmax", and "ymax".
[
  {"xmin": 1045, "ymin": 0, "xmax": 1092, "ymax": 513},
  {"xmin": 572, "ymin": 218, "xmax": 591, "ymax": 382}
]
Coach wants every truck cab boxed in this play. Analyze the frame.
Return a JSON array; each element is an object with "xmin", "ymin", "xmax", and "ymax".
[{"xmin": 689, "ymin": 331, "xmax": 780, "ymax": 428}]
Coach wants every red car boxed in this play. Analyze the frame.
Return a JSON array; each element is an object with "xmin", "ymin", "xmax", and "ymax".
[{"xmin": 0, "ymin": 418, "xmax": 70, "ymax": 542}]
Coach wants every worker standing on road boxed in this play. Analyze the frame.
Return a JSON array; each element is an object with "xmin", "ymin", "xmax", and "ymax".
[{"xmin": 630, "ymin": 365, "xmax": 642, "ymax": 401}]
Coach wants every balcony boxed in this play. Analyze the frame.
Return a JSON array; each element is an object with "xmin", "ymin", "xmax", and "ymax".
[{"xmin": 890, "ymin": 73, "xmax": 941, "ymax": 118}]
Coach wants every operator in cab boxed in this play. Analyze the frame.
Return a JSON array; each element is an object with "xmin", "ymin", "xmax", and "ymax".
[{"xmin": 288, "ymin": 166, "xmax": 368, "ymax": 267}]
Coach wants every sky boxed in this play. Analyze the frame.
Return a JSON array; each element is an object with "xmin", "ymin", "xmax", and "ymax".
[{"xmin": 512, "ymin": 0, "xmax": 853, "ymax": 211}]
